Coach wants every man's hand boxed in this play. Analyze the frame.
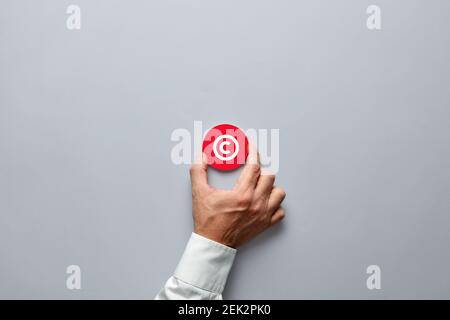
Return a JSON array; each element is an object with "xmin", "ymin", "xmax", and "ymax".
[{"xmin": 190, "ymin": 147, "xmax": 286, "ymax": 248}]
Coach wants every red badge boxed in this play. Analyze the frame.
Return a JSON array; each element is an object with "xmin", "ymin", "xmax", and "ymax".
[{"xmin": 202, "ymin": 124, "xmax": 249, "ymax": 171}]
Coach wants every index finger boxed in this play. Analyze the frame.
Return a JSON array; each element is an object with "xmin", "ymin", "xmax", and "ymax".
[{"xmin": 234, "ymin": 144, "xmax": 261, "ymax": 192}]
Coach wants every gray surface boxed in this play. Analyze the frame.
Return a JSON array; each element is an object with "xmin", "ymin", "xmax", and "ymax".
[{"xmin": 1, "ymin": 0, "xmax": 450, "ymax": 299}]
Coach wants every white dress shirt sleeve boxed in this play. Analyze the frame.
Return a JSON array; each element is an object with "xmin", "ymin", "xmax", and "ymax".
[{"xmin": 155, "ymin": 232, "xmax": 236, "ymax": 300}]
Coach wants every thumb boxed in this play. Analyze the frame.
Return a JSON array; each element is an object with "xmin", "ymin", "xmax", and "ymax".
[{"xmin": 190, "ymin": 153, "xmax": 209, "ymax": 191}]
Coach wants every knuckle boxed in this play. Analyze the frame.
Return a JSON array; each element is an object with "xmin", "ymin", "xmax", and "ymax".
[
  {"xmin": 274, "ymin": 187, "xmax": 286, "ymax": 199},
  {"xmin": 249, "ymin": 203, "xmax": 262, "ymax": 214},
  {"xmin": 251, "ymin": 163, "xmax": 261, "ymax": 174},
  {"xmin": 261, "ymin": 172, "xmax": 275, "ymax": 183},
  {"xmin": 237, "ymin": 194, "xmax": 252, "ymax": 208}
]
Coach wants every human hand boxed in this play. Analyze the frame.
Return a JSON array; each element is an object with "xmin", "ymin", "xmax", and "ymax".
[{"xmin": 189, "ymin": 147, "xmax": 286, "ymax": 248}]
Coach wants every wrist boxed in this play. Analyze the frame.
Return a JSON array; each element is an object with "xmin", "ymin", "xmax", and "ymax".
[{"xmin": 194, "ymin": 228, "xmax": 236, "ymax": 249}]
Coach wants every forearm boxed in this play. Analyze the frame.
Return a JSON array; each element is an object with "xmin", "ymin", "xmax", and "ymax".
[{"xmin": 155, "ymin": 233, "xmax": 236, "ymax": 300}]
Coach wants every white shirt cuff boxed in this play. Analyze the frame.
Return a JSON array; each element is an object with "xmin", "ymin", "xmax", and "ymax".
[{"xmin": 174, "ymin": 232, "xmax": 236, "ymax": 294}]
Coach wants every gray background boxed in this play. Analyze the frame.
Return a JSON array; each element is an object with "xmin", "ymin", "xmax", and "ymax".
[{"xmin": 1, "ymin": 0, "xmax": 450, "ymax": 299}]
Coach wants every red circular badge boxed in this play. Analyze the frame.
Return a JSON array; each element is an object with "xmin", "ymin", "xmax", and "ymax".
[{"xmin": 202, "ymin": 124, "xmax": 249, "ymax": 171}]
